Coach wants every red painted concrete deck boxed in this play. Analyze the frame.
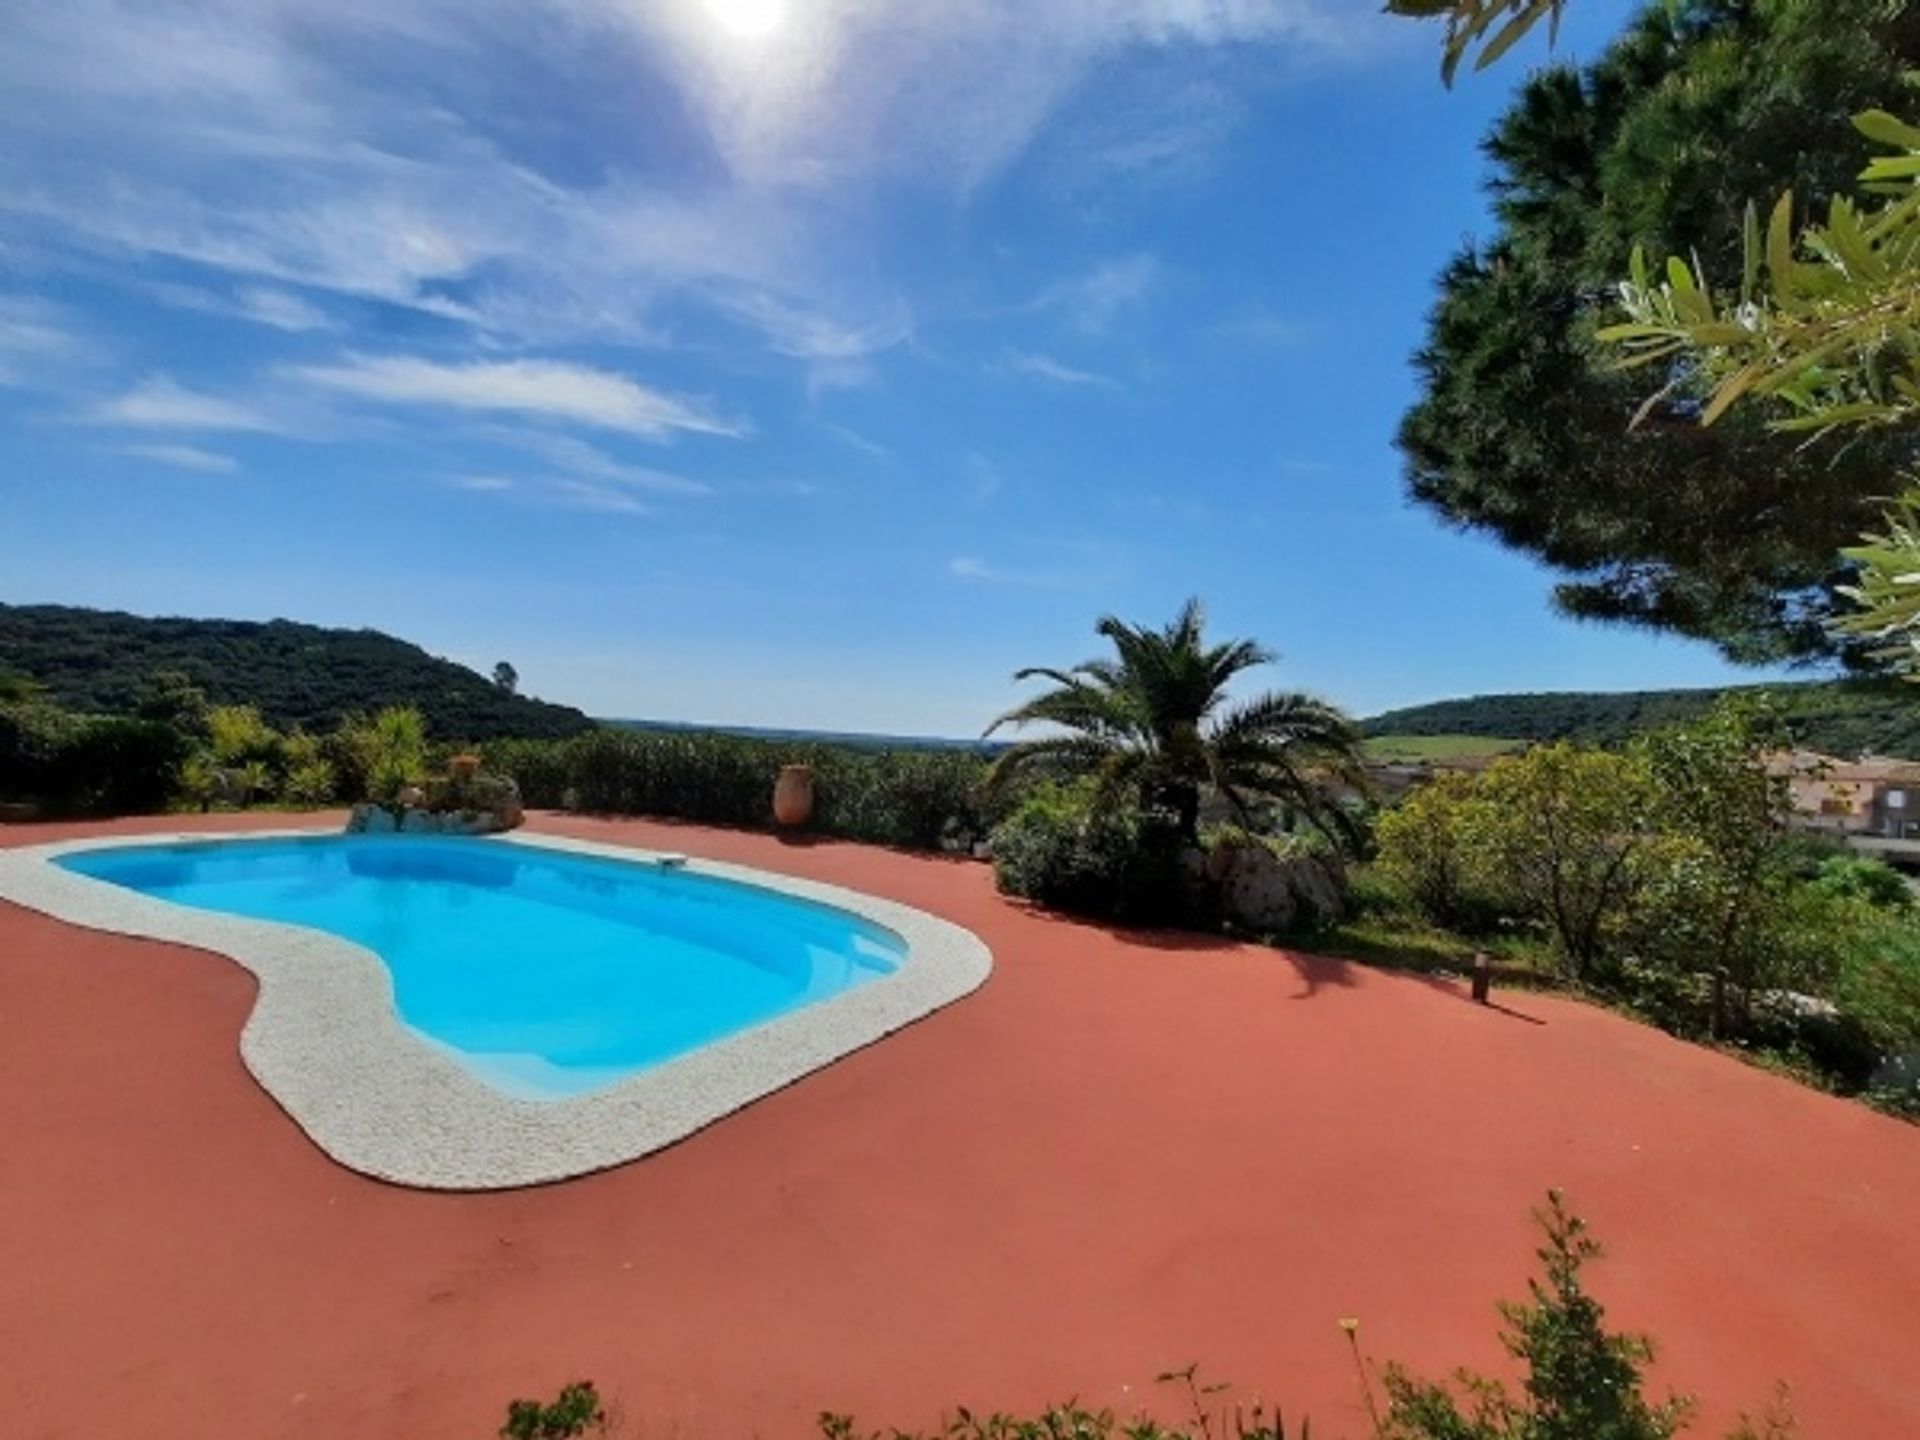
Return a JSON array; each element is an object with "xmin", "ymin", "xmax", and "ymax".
[{"xmin": 2, "ymin": 812, "xmax": 1917, "ymax": 1439}]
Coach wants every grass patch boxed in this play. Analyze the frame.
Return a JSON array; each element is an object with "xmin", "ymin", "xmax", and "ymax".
[
  {"xmin": 1363, "ymin": 733, "xmax": 1524, "ymax": 763},
  {"xmin": 1293, "ymin": 914, "xmax": 1559, "ymax": 986}
]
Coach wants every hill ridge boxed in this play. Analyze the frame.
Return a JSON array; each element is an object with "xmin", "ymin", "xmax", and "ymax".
[
  {"xmin": 1365, "ymin": 679, "xmax": 1920, "ymax": 758},
  {"xmin": 0, "ymin": 602, "xmax": 593, "ymax": 741}
]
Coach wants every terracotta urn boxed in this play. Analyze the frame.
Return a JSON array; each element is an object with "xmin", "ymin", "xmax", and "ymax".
[
  {"xmin": 448, "ymin": 753, "xmax": 482, "ymax": 779},
  {"xmin": 773, "ymin": 764, "xmax": 815, "ymax": 828}
]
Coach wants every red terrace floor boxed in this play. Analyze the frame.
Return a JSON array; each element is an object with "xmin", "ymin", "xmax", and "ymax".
[{"xmin": 3, "ymin": 813, "xmax": 1918, "ymax": 1440}]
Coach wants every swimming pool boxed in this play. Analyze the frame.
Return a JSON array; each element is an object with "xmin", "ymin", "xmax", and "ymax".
[
  {"xmin": 0, "ymin": 829, "xmax": 991, "ymax": 1187},
  {"xmin": 58, "ymin": 835, "xmax": 906, "ymax": 1099}
]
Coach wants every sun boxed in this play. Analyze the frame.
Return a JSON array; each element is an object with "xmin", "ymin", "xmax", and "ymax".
[{"xmin": 702, "ymin": 0, "xmax": 788, "ymax": 39}]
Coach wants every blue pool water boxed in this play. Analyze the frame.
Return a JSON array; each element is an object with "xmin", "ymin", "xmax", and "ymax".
[{"xmin": 58, "ymin": 836, "xmax": 903, "ymax": 1099}]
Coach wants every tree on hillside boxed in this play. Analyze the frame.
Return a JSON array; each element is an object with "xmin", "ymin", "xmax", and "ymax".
[
  {"xmin": 1394, "ymin": 0, "xmax": 1920, "ymax": 667},
  {"xmin": 983, "ymin": 599, "xmax": 1366, "ymax": 846},
  {"xmin": 493, "ymin": 660, "xmax": 518, "ymax": 694}
]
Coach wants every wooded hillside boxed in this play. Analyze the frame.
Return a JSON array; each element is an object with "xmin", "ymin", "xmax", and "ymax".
[
  {"xmin": 1367, "ymin": 682, "xmax": 1920, "ymax": 758},
  {"xmin": 0, "ymin": 604, "xmax": 594, "ymax": 741}
]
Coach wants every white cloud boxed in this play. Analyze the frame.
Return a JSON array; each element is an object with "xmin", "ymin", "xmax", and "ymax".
[
  {"xmin": 500, "ymin": 431, "xmax": 714, "ymax": 495},
  {"xmin": 290, "ymin": 355, "xmax": 744, "ymax": 440},
  {"xmin": 98, "ymin": 376, "xmax": 283, "ymax": 432},
  {"xmin": 713, "ymin": 288, "xmax": 911, "ymax": 362},
  {"xmin": 949, "ymin": 538, "xmax": 1126, "ymax": 588},
  {"xmin": 1207, "ymin": 303, "xmax": 1304, "ymax": 349},
  {"xmin": 445, "ymin": 472, "xmax": 647, "ymax": 515},
  {"xmin": 117, "ymin": 442, "xmax": 240, "ymax": 474},
  {"xmin": 1026, "ymin": 254, "xmax": 1160, "ymax": 334},
  {"xmin": 997, "ymin": 349, "xmax": 1122, "ymax": 389},
  {"xmin": 818, "ymin": 420, "xmax": 890, "ymax": 462},
  {"xmin": 551, "ymin": 479, "xmax": 647, "ymax": 515},
  {"xmin": 624, "ymin": 0, "xmax": 1369, "ymax": 194},
  {"xmin": 0, "ymin": 0, "xmax": 1368, "ymax": 360},
  {"xmin": 0, "ymin": 296, "xmax": 90, "ymax": 387},
  {"xmin": 964, "ymin": 451, "xmax": 1004, "ymax": 501},
  {"xmin": 235, "ymin": 287, "xmax": 333, "ymax": 332}
]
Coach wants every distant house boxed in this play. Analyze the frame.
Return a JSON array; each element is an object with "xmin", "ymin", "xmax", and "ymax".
[{"xmin": 1768, "ymin": 750, "xmax": 1920, "ymax": 839}]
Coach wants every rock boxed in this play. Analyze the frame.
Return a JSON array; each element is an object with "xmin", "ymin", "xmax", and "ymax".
[
  {"xmin": 360, "ymin": 805, "xmax": 397, "ymax": 835},
  {"xmin": 1206, "ymin": 839, "xmax": 1346, "ymax": 933}
]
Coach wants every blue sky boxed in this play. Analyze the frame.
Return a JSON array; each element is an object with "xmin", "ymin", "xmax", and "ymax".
[{"xmin": 0, "ymin": 0, "xmax": 1795, "ymax": 735}]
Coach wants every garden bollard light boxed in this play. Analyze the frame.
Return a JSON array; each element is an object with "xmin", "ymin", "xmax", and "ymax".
[{"xmin": 1471, "ymin": 952, "xmax": 1492, "ymax": 1004}]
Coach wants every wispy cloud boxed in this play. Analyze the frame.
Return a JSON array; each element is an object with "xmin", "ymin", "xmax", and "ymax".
[
  {"xmin": 499, "ymin": 431, "xmax": 714, "ymax": 496},
  {"xmin": 289, "ymin": 355, "xmax": 744, "ymax": 440},
  {"xmin": 0, "ymin": 1, "xmax": 1369, "ymax": 361},
  {"xmin": 550, "ymin": 479, "xmax": 647, "ymax": 515},
  {"xmin": 1207, "ymin": 303, "xmax": 1305, "ymax": 350},
  {"xmin": 818, "ymin": 420, "xmax": 890, "ymax": 463},
  {"xmin": 235, "ymin": 287, "xmax": 333, "ymax": 333},
  {"xmin": 97, "ymin": 376, "xmax": 284, "ymax": 433},
  {"xmin": 964, "ymin": 452, "xmax": 1005, "ymax": 502},
  {"xmin": 117, "ymin": 442, "xmax": 239, "ymax": 474},
  {"xmin": 1026, "ymin": 254, "xmax": 1159, "ymax": 333},
  {"xmin": 1045, "ymin": 75, "xmax": 1246, "ymax": 198},
  {"xmin": 946, "ymin": 544, "xmax": 1124, "ymax": 589},
  {"xmin": 713, "ymin": 289, "xmax": 911, "ymax": 363},
  {"xmin": 996, "ymin": 349, "xmax": 1122, "ymax": 389},
  {"xmin": 0, "ymin": 296, "xmax": 87, "ymax": 386},
  {"xmin": 446, "ymin": 472, "xmax": 647, "ymax": 516}
]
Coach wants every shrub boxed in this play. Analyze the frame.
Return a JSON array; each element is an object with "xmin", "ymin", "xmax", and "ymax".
[
  {"xmin": 0, "ymin": 699, "xmax": 187, "ymax": 815},
  {"xmin": 1810, "ymin": 855, "xmax": 1913, "ymax": 911},
  {"xmin": 46, "ymin": 715, "xmax": 189, "ymax": 815},
  {"xmin": 1380, "ymin": 1192, "xmax": 1704, "ymax": 1440},
  {"xmin": 1833, "ymin": 918, "xmax": 1920, "ymax": 1059},
  {"xmin": 1410, "ymin": 744, "xmax": 1658, "ymax": 982},
  {"xmin": 331, "ymin": 706, "xmax": 428, "ymax": 803},
  {"xmin": 282, "ymin": 758, "xmax": 339, "ymax": 807},
  {"xmin": 206, "ymin": 704, "xmax": 279, "ymax": 768},
  {"xmin": 1373, "ymin": 771, "xmax": 1504, "ymax": 932},
  {"xmin": 526, "ymin": 1198, "xmax": 1789, "ymax": 1440},
  {"xmin": 0, "ymin": 697, "xmax": 78, "ymax": 802},
  {"xmin": 812, "ymin": 747, "xmax": 995, "ymax": 850},
  {"xmin": 500, "ymin": 1381, "xmax": 607, "ymax": 1439},
  {"xmin": 990, "ymin": 784, "xmax": 1191, "ymax": 925},
  {"xmin": 489, "ymin": 730, "xmax": 996, "ymax": 852},
  {"xmin": 483, "ymin": 737, "xmax": 572, "ymax": 809}
]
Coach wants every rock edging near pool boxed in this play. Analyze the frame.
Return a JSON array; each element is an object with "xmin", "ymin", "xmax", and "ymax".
[{"xmin": 0, "ymin": 829, "xmax": 993, "ymax": 1190}]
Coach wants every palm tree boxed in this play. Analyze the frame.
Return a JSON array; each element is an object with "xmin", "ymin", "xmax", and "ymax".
[{"xmin": 983, "ymin": 599, "xmax": 1367, "ymax": 847}]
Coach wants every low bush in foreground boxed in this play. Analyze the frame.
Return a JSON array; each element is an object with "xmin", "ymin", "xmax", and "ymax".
[
  {"xmin": 500, "ymin": 1195, "xmax": 1793, "ymax": 1440},
  {"xmin": 988, "ymin": 783, "xmax": 1193, "ymax": 925}
]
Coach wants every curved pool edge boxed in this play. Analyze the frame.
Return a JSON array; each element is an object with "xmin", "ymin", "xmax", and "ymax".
[{"xmin": 0, "ymin": 827, "xmax": 994, "ymax": 1190}]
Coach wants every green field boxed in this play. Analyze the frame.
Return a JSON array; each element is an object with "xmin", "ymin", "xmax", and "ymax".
[{"xmin": 1364, "ymin": 734, "xmax": 1524, "ymax": 764}]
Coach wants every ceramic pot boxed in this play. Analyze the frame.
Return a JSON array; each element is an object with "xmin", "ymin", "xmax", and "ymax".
[{"xmin": 773, "ymin": 764, "xmax": 815, "ymax": 828}]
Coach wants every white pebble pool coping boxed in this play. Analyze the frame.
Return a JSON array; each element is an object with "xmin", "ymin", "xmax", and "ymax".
[{"xmin": 0, "ymin": 827, "xmax": 994, "ymax": 1190}]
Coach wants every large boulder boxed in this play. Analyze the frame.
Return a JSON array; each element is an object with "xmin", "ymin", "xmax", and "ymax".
[{"xmin": 1203, "ymin": 837, "xmax": 1347, "ymax": 933}]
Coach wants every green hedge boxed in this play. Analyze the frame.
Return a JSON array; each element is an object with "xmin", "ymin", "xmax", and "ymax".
[
  {"xmin": 990, "ymin": 783, "xmax": 1193, "ymax": 924},
  {"xmin": 482, "ymin": 731, "xmax": 998, "ymax": 852},
  {"xmin": 0, "ymin": 700, "xmax": 188, "ymax": 815}
]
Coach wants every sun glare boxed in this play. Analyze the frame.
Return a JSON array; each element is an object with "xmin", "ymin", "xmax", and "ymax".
[{"xmin": 702, "ymin": 0, "xmax": 788, "ymax": 40}]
